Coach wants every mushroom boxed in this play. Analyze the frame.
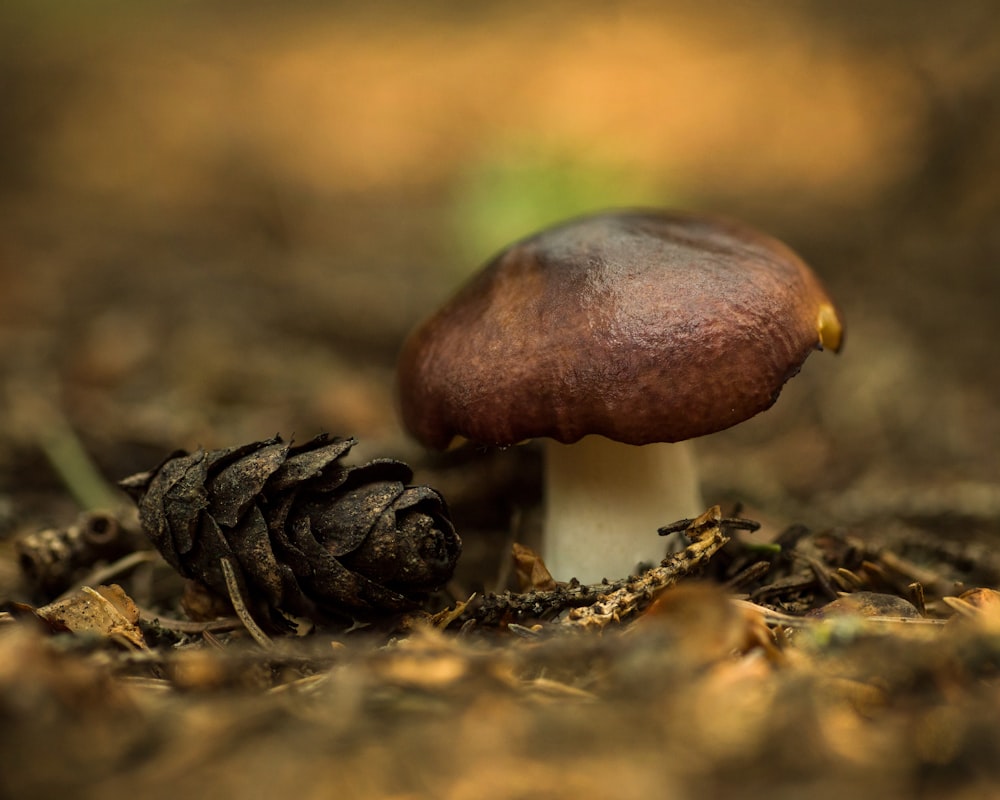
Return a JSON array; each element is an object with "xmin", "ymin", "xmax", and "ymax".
[{"xmin": 396, "ymin": 210, "xmax": 843, "ymax": 583}]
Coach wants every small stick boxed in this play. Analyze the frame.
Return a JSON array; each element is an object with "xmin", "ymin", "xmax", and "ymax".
[
  {"xmin": 658, "ymin": 514, "xmax": 760, "ymax": 535},
  {"xmin": 791, "ymin": 552, "xmax": 840, "ymax": 600},
  {"xmin": 908, "ymin": 582, "xmax": 927, "ymax": 616},
  {"xmin": 474, "ymin": 507, "xmax": 748, "ymax": 627},
  {"xmin": 725, "ymin": 561, "xmax": 771, "ymax": 591},
  {"xmin": 878, "ymin": 550, "xmax": 957, "ymax": 598},
  {"xmin": 136, "ymin": 606, "xmax": 242, "ymax": 634},
  {"xmin": 563, "ymin": 506, "xmax": 732, "ymax": 631},
  {"xmin": 220, "ymin": 557, "xmax": 274, "ymax": 650},
  {"xmin": 55, "ymin": 551, "xmax": 159, "ymax": 603}
]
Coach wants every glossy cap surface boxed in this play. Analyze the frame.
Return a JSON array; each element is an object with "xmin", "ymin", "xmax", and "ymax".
[{"xmin": 397, "ymin": 210, "xmax": 843, "ymax": 449}]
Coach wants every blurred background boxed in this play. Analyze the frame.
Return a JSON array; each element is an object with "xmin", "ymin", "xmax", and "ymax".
[{"xmin": 1, "ymin": 0, "xmax": 998, "ymax": 541}]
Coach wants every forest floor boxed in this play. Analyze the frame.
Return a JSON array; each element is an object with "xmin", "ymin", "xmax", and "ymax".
[{"xmin": 2, "ymin": 3, "xmax": 1000, "ymax": 798}]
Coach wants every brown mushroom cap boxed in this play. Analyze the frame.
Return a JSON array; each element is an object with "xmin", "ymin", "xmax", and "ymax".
[{"xmin": 397, "ymin": 209, "xmax": 843, "ymax": 450}]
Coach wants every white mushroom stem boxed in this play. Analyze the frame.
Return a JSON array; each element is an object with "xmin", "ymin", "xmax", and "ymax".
[{"xmin": 542, "ymin": 436, "xmax": 703, "ymax": 584}]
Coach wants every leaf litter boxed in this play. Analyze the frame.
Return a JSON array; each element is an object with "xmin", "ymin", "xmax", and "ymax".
[{"xmin": 4, "ymin": 461, "xmax": 1000, "ymax": 799}]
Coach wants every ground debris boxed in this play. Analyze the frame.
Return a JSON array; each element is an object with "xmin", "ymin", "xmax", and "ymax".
[
  {"xmin": 38, "ymin": 584, "xmax": 148, "ymax": 649},
  {"xmin": 15, "ymin": 510, "xmax": 146, "ymax": 598},
  {"xmin": 475, "ymin": 506, "xmax": 742, "ymax": 627},
  {"xmin": 562, "ymin": 506, "xmax": 738, "ymax": 630},
  {"xmin": 3, "ymin": 497, "xmax": 1000, "ymax": 800},
  {"xmin": 3, "ymin": 466, "xmax": 1000, "ymax": 800}
]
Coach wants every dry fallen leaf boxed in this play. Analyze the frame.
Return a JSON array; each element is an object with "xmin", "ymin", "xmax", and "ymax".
[
  {"xmin": 35, "ymin": 584, "xmax": 147, "ymax": 649},
  {"xmin": 946, "ymin": 587, "xmax": 1000, "ymax": 615},
  {"xmin": 429, "ymin": 594, "xmax": 476, "ymax": 629},
  {"xmin": 512, "ymin": 543, "xmax": 557, "ymax": 592},
  {"xmin": 943, "ymin": 588, "xmax": 1000, "ymax": 633}
]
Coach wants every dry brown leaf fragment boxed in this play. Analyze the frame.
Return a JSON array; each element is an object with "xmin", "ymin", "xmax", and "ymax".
[
  {"xmin": 34, "ymin": 584, "xmax": 147, "ymax": 649},
  {"xmin": 942, "ymin": 588, "xmax": 1000, "ymax": 630},
  {"xmin": 94, "ymin": 583, "xmax": 141, "ymax": 623},
  {"xmin": 512, "ymin": 543, "xmax": 557, "ymax": 592},
  {"xmin": 954, "ymin": 587, "xmax": 1000, "ymax": 612},
  {"xmin": 428, "ymin": 594, "xmax": 476, "ymax": 629}
]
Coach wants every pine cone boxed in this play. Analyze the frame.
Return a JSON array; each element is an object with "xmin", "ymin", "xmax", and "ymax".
[{"xmin": 119, "ymin": 435, "xmax": 460, "ymax": 621}]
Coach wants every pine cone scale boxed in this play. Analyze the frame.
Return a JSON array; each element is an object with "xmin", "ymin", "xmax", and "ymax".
[
  {"xmin": 301, "ymin": 481, "xmax": 407, "ymax": 557},
  {"xmin": 191, "ymin": 513, "xmax": 235, "ymax": 591},
  {"xmin": 225, "ymin": 505, "xmax": 296, "ymax": 609},
  {"xmin": 206, "ymin": 438, "xmax": 289, "ymax": 528},
  {"xmin": 287, "ymin": 516, "xmax": 413, "ymax": 612},
  {"xmin": 266, "ymin": 436, "xmax": 355, "ymax": 492},
  {"xmin": 147, "ymin": 453, "xmax": 208, "ymax": 560}
]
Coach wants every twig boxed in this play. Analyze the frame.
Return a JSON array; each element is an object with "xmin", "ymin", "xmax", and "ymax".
[
  {"xmin": 791, "ymin": 552, "xmax": 840, "ymax": 600},
  {"xmin": 877, "ymin": 550, "xmax": 960, "ymax": 598},
  {"xmin": 507, "ymin": 623, "xmax": 544, "ymax": 639},
  {"xmin": 475, "ymin": 578, "xmax": 622, "ymax": 626},
  {"xmin": 725, "ymin": 561, "xmax": 771, "ymax": 591},
  {"xmin": 562, "ymin": 507, "xmax": 733, "ymax": 631},
  {"xmin": 136, "ymin": 606, "xmax": 243, "ymax": 634},
  {"xmin": 657, "ymin": 514, "xmax": 760, "ymax": 536},
  {"xmin": 220, "ymin": 557, "xmax": 274, "ymax": 650},
  {"xmin": 473, "ymin": 507, "xmax": 743, "ymax": 627},
  {"xmin": 55, "ymin": 550, "xmax": 159, "ymax": 602}
]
